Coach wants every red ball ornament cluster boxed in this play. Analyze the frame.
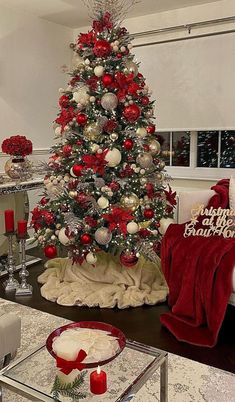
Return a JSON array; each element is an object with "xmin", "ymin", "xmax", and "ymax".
[
  {"xmin": 44, "ymin": 245, "xmax": 57, "ymax": 259},
  {"xmin": 123, "ymin": 104, "xmax": 141, "ymax": 122},
  {"xmin": 120, "ymin": 251, "xmax": 139, "ymax": 268},
  {"xmin": 63, "ymin": 144, "xmax": 72, "ymax": 156}
]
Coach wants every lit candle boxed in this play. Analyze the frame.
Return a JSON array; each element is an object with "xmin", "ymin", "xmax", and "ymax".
[
  {"xmin": 4, "ymin": 210, "xmax": 14, "ymax": 233},
  {"xmin": 17, "ymin": 220, "xmax": 28, "ymax": 237},
  {"xmin": 90, "ymin": 366, "xmax": 107, "ymax": 395}
]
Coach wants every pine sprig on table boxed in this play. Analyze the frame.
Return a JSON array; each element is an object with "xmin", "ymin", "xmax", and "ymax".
[{"xmin": 51, "ymin": 371, "xmax": 87, "ymax": 401}]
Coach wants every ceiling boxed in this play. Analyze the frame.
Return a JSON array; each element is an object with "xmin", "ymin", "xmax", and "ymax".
[{"xmin": 0, "ymin": 0, "xmax": 222, "ymax": 28}]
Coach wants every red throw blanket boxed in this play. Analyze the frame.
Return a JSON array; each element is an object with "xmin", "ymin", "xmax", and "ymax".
[{"xmin": 160, "ymin": 179, "xmax": 235, "ymax": 347}]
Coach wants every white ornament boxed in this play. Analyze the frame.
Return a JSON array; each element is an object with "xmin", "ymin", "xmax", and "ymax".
[
  {"xmin": 127, "ymin": 221, "xmax": 139, "ymax": 234},
  {"xmin": 90, "ymin": 96, "xmax": 96, "ymax": 103},
  {"xmin": 70, "ymin": 167, "xmax": 77, "ymax": 178},
  {"xmin": 58, "ymin": 228, "xmax": 71, "ymax": 245},
  {"xmin": 95, "ymin": 227, "xmax": 112, "ymax": 245},
  {"xmin": 159, "ymin": 218, "xmax": 175, "ymax": 235},
  {"xmin": 94, "ymin": 66, "xmax": 104, "ymax": 77},
  {"xmin": 105, "ymin": 148, "xmax": 122, "ymax": 167},
  {"xmin": 101, "ymin": 92, "xmax": 118, "ymax": 111},
  {"xmin": 113, "ymin": 45, "xmax": 119, "ymax": 52},
  {"xmin": 55, "ymin": 127, "xmax": 62, "ymax": 135},
  {"xmin": 73, "ymin": 86, "xmax": 90, "ymax": 106},
  {"xmin": 120, "ymin": 46, "xmax": 126, "ymax": 52},
  {"xmin": 136, "ymin": 127, "xmax": 147, "ymax": 138},
  {"xmin": 86, "ymin": 252, "xmax": 97, "ymax": 264},
  {"xmin": 97, "ymin": 196, "xmax": 109, "ymax": 209}
]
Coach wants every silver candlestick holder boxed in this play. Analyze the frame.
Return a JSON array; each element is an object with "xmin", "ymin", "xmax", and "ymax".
[
  {"xmin": 3, "ymin": 233, "xmax": 19, "ymax": 291},
  {"xmin": 15, "ymin": 235, "xmax": 33, "ymax": 296}
]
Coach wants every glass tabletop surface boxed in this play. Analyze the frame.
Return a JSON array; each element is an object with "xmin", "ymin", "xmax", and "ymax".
[{"xmin": 2, "ymin": 341, "xmax": 165, "ymax": 401}]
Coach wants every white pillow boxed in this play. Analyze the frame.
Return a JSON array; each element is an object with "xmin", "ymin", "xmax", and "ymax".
[{"xmin": 229, "ymin": 177, "xmax": 235, "ymax": 209}]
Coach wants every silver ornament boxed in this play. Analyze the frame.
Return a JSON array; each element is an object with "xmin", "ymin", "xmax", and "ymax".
[
  {"xmin": 101, "ymin": 93, "xmax": 118, "ymax": 111},
  {"xmin": 95, "ymin": 227, "xmax": 112, "ymax": 245},
  {"xmin": 125, "ymin": 60, "xmax": 138, "ymax": 77},
  {"xmin": 149, "ymin": 140, "xmax": 161, "ymax": 155},
  {"xmin": 136, "ymin": 153, "xmax": 153, "ymax": 169}
]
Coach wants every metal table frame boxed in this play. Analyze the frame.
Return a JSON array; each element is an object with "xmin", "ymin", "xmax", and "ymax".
[{"xmin": 0, "ymin": 339, "xmax": 168, "ymax": 402}]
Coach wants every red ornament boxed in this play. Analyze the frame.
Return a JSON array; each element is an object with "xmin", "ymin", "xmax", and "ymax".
[
  {"xmin": 40, "ymin": 196, "xmax": 49, "ymax": 206},
  {"xmin": 76, "ymin": 139, "xmax": 83, "ymax": 146},
  {"xmin": 144, "ymin": 208, "xmax": 154, "ymax": 219},
  {"xmin": 93, "ymin": 40, "xmax": 111, "ymax": 57},
  {"xmin": 139, "ymin": 228, "xmax": 151, "ymax": 238},
  {"xmin": 109, "ymin": 181, "xmax": 120, "ymax": 191},
  {"xmin": 146, "ymin": 125, "xmax": 155, "ymax": 134},
  {"xmin": 102, "ymin": 74, "xmax": 113, "ymax": 87},
  {"xmin": 143, "ymin": 144, "xmax": 150, "ymax": 152},
  {"xmin": 44, "ymin": 245, "xmax": 57, "ymax": 259},
  {"xmin": 123, "ymin": 104, "xmax": 141, "ymax": 122},
  {"xmin": 62, "ymin": 144, "xmax": 72, "ymax": 156},
  {"xmin": 72, "ymin": 164, "xmax": 84, "ymax": 177},
  {"xmin": 80, "ymin": 233, "xmax": 92, "ymax": 245},
  {"xmin": 120, "ymin": 251, "xmax": 139, "ymax": 268},
  {"xmin": 141, "ymin": 96, "xmax": 150, "ymax": 106},
  {"xmin": 123, "ymin": 138, "xmax": 134, "ymax": 150},
  {"xmin": 59, "ymin": 95, "xmax": 69, "ymax": 108},
  {"xmin": 76, "ymin": 113, "xmax": 88, "ymax": 125},
  {"xmin": 116, "ymin": 53, "xmax": 122, "ymax": 59}
]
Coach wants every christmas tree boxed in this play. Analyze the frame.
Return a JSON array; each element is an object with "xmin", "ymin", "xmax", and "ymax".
[{"xmin": 32, "ymin": 1, "xmax": 176, "ymax": 267}]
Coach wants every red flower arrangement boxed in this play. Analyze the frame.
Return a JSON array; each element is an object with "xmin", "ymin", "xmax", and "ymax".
[{"xmin": 2, "ymin": 135, "xmax": 32, "ymax": 157}]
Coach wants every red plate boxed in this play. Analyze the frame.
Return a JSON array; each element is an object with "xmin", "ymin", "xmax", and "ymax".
[{"xmin": 46, "ymin": 321, "xmax": 126, "ymax": 369}]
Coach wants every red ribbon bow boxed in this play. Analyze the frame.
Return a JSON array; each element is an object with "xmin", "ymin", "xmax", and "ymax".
[{"xmin": 56, "ymin": 349, "xmax": 87, "ymax": 375}]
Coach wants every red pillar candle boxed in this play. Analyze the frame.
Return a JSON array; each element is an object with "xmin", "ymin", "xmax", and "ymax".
[
  {"xmin": 4, "ymin": 210, "xmax": 14, "ymax": 233},
  {"xmin": 17, "ymin": 220, "xmax": 28, "ymax": 237},
  {"xmin": 90, "ymin": 366, "xmax": 107, "ymax": 395}
]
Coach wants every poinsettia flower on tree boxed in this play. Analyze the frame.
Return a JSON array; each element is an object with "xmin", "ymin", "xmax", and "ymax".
[{"xmin": 103, "ymin": 207, "xmax": 134, "ymax": 235}]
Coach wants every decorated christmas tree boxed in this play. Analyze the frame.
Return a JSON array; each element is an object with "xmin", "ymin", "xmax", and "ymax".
[{"xmin": 32, "ymin": 0, "xmax": 176, "ymax": 267}]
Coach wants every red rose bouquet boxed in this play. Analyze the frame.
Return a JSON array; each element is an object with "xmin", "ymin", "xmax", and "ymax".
[{"xmin": 1, "ymin": 135, "xmax": 33, "ymax": 157}]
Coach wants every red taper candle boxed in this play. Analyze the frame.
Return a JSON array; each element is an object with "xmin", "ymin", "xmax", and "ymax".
[
  {"xmin": 90, "ymin": 366, "xmax": 107, "ymax": 395},
  {"xmin": 17, "ymin": 220, "xmax": 28, "ymax": 237},
  {"xmin": 4, "ymin": 210, "xmax": 14, "ymax": 233}
]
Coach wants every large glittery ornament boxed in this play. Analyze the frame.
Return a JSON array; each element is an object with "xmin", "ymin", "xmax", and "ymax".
[
  {"xmin": 120, "ymin": 193, "xmax": 140, "ymax": 211},
  {"xmin": 123, "ymin": 104, "xmax": 141, "ymax": 122},
  {"xmin": 95, "ymin": 227, "xmax": 112, "ymax": 245},
  {"xmin": 101, "ymin": 93, "xmax": 118, "ymax": 111},
  {"xmin": 44, "ymin": 245, "xmax": 57, "ymax": 259},
  {"xmin": 58, "ymin": 228, "xmax": 70, "ymax": 245},
  {"xmin": 93, "ymin": 40, "xmax": 111, "ymax": 57},
  {"xmin": 149, "ymin": 139, "xmax": 161, "ymax": 155},
  {"xmin": 120, "ymin": 250, "xmax": 138, "ymax": 267},
  {"xmin": 83, "ymin": 122, "xmax": 101, "ymax": 141},
  {"xmin": 124, "ymin": 60, "xmax": 138, "ymax": 77},
  {"xmin": 105, "ymin": 148, "xmax": 122, "ymax": 167},
  {"xmin": 136, "ymin": 153, "xmax": 153, "ymax": 168}
]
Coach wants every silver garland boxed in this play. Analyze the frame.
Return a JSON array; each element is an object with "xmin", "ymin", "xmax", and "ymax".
[
  {"xmin": 137, "ymin": 242, "xmax": 160, "ymax": 265},
  {"xmin": 63, "ymin": 212, "xmax": 84, "ymax": 233},
  {"xmin": 82, "ymin": 0, "xmax": 140, "ymax": 24}
]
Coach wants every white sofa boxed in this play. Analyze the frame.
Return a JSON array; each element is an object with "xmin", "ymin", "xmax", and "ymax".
[{"xmin": 177, "ymin": 190, "xmax": 235, "ymax": 306}]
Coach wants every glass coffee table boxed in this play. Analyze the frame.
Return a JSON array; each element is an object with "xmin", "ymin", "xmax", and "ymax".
[{"xmin": 0, "ymin": 339, "xmax": 168, "ymax": 401}]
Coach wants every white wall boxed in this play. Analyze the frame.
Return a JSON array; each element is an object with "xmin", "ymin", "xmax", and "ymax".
[{"xmin": 0, "ymin": 5, "xmax": 73, "ymax": 171}]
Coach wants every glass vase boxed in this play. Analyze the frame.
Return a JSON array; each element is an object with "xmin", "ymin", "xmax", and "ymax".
[{"xmin": 4, "ymin": 156, "xmax": 32, "ymax": 181}]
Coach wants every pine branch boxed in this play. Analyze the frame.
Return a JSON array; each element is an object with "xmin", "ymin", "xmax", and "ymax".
[{"xmin": 51, "ymin": 371, "xmax": 87, "ymax": 401}]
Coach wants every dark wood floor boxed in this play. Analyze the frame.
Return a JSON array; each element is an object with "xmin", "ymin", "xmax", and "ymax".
[{"xmin": 1, "ymin": 248, "xmax": 235, "ymax": 374}]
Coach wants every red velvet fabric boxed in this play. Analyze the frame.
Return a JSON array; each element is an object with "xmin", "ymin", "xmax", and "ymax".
[{"xmin": 160, "ymin": 179, "xmax": 235, "ymax": 347}]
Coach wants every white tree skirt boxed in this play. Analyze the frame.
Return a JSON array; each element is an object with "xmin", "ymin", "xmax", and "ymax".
[{"xmin": 38, "ymin": 252, "xmax": 168, "ymax": 308}]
